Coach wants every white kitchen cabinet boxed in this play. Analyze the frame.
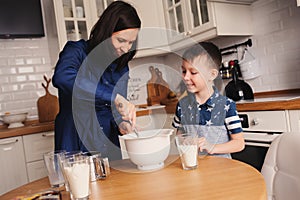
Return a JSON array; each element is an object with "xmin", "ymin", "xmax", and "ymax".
[
  {"xmin": 239, "ymin": 111, "xmax": 290, "ymax": 133},
  {"xmin": 26, "ymin": 160, "xmax": 49, "ymax": 182},
  {"xmin": 53, "ymin": 0, "xmax": 102, "ymax": 50},
  {"xmin": 129, "ymin": 0, "xmax": 169, "ymax": 57},
  {"xmin": 288, "ymin": 110, "xmax": 300, "ymax": 132},
  {"xmin": 23, "ymin": 131, "xmax": 55, "ymax": 182},
  {"xmin": 53, "ymin": 0, "xmax": 169, "ymax": 57},
  {"xmin": 163, "ymin": 0, "xmax": 253, "ymax": 49},
  {"xmin": 0, "ymin": 136, "xmax": 27, "ymax": 195}
]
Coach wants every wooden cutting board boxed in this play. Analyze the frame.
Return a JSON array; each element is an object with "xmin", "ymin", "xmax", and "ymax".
[{"xmin": 37, "ymin": 75, "xmax": 59, "ymax": 123}]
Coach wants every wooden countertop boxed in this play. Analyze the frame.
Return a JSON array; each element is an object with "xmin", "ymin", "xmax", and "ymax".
[
  {"xmin": 236, "ymin": 89, "xmax": 300, "ymax": 111},
  {"xmin": 1, "ymin": 156, "xmax": 267, "ymax": 200},
  {"xmin": 236, "ymin": 97, "xmax": 300, "ymax": 111},
  {"xmin": 0, "ymin": 120, "xmax": 54, "ymax": 139},
  {"xmin": 164, "ymin": 89, "xmax": 300, "ymax": 112},
  {"xmin": 0, "ymin": 105, "xmax": 166, "ymax": 139}
]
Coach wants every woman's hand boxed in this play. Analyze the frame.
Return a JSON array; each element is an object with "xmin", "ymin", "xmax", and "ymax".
[
  {"xmin": 118, "ymin": 121, "xmax": 133, "ymax": 135},
  {"xmin": 198, "ymin": 137, "xmax": 215, "ymax": 154},
  {"xmin": 114, "ymin": 94, "xmax": 136, "ymax": 127}
]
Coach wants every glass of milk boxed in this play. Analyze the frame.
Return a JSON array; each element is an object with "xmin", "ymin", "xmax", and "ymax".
[
  {"xmin": 62, "ymin": 155, "xmax": 90, "ymax": 200},
  {"xmin": 58, "ymin": 151, "xmax": 83, "ymax": 192},
  {"xmin": 175, "ymin": 135, "xmax": 199, "ymax": 170}
]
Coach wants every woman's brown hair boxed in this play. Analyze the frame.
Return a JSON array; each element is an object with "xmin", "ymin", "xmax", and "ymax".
[{"xmin": 87, "ymin": 1, "xmax": 141, "ymax": 70}]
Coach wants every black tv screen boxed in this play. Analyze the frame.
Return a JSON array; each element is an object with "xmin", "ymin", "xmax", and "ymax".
[{"xmin": 0, "ymin": 0, "xmax": 45, "ymax": 39}]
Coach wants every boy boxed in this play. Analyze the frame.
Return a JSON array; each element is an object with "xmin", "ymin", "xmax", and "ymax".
[{"xmin": 172, "ymin": 42, "xmax": 245, "ymax": 158}]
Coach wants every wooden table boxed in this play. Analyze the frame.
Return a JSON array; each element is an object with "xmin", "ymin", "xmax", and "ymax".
[{"xmin": 1, "ymin": 156, "xmax": 267, "ymax": 200}]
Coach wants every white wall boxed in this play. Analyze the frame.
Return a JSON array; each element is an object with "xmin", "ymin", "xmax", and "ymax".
[
  {"xmin": 212, "ymin": 0, "xmax": 300, "ymax": 93},
  {"xmin": 250, "ymin": 0, "xmax": 300, "ymax": 92},
  {"xmin": 0, "ymin": 0, "xmax": 57, "ymax": 120}
]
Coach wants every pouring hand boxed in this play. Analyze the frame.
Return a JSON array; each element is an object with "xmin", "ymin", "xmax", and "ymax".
[{"xmin": 114, "ymin": 94, "xmax": 136, "ymax": 127}]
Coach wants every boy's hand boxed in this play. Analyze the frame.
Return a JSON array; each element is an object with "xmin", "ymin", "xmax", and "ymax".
[{"xmin": 198, "ymin": 137, "xmax": 214, "ymax": 154}]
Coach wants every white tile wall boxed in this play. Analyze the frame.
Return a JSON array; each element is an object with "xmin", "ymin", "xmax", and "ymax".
[
  {"xmin": 0, "ymin": 38, "xmax": 56, "ymax": 119},
  {"xmin": 213, "ymin": 0, "xmax": 300, "ymax": 93}
]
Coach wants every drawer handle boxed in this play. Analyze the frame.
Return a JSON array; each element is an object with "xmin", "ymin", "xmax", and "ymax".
[
  {"xmin": 0, "ymin": 139, "xmax": 18, "ymax": 145},
  {"xmin": 42, "ymin": 132, "xmax": 55, "ymax": 137},
  {"xmin": 251, "ymin": 118, "xmax": 259, "ymax": 126}
]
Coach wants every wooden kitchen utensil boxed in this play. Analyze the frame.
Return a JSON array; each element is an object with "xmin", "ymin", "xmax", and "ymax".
[
  {"xmin": 155, "ymin": 68, "xmax": 171, "ymax": 101},
  {"xmin": 37, "ymin": 75, "xmax": 59, "ymax": 123},
  {"xmin": 147, "ymin": 66, "xmax": 160, "ymax": 105}
]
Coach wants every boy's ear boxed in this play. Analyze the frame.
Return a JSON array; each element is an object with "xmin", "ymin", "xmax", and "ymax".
[{"xmin": 209, "ymin": 69, "xmax": 219, "ymax": 80}]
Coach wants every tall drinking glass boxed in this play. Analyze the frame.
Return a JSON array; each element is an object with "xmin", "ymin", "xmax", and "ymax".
[
  {"xmin": 175, "ymin": 135, "xmax": 199, "ymax": 170},
  {"xmin": 43, "ymin": 150, "xmax": 66, "ymax": 187},
  {"xmin": 62, "ymin": 155, "xmax": 90, "ymax": 200}
]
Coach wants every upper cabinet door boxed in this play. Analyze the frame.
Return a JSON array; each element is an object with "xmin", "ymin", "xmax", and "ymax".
[
  {"xmin": 53, "ymin": 0, "xmax": 99, "ymax": 50},
  {"xmin": 185, "ymin": 0, "xmax": 214, "ymax": 36},
  {"xmin": 163, "ymin": 0, "xmax": 253, "ymax": 50},
  {"xmin": 163, "ymin": 0, "xmax": 214, "ymax": 43},
  {"xmin": 164, "ymin": 0, "xmax": 215, "ymax": 43},
  {"xmin": 164, "ymin": 0, "xmax": 187, "ymax": 42}
]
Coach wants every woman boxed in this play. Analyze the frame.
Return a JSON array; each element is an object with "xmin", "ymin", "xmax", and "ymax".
[{"xmin": 52, "ymin": 1, "xmax": 141, "ymax": 160}]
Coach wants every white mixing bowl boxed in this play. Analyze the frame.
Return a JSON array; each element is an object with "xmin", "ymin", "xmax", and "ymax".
[
  {"xmin": 120, "ymin": 129, "xmax": 174, "ymax": 171},
  {"xmin": 0, "ymin": 112, "xmax": 28, "ymax": 128}
]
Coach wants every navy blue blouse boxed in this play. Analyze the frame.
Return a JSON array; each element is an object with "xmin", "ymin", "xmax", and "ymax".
[{"xmin": 52, "ymin": 40, "xmax": 129, "ymax": 160}]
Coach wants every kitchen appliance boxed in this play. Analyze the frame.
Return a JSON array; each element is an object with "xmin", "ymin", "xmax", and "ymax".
[
  {"xmin": 231, "ymin": 110, "xmax": 289, "ymax": 171},
  {"xmin": 225, "ymin": 60, "xmax": 254, "ymax": 101}
]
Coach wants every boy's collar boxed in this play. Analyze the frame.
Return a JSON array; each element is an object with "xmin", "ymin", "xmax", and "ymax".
[{"xmin": 195, "ymin": 86, "xmax": 220, "ymax": 107}]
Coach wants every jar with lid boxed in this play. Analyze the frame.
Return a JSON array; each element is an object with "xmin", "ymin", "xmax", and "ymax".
[
  {"xmin": 67, "ymin": 29, "xmax": 82, "ymax": 41},
  {"xmin": 220, "ymin": 61, "xmax": 231, "ymax": 79}
]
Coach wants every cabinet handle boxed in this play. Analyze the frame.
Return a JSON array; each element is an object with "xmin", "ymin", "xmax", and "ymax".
[
  {"xmin": 184, "ymin": 31, "xmax": 191, "ymax": 36},
  {"xmin": 42, "ymin": 132, "xmax": 55, "ymax": 137},
  {"xmin": 0, "ymin": 139, "xmax": 18, "ymax": 145},
  {"xmin": 251, "ymin": 118, "xmax": 259, "ymax": 126}
]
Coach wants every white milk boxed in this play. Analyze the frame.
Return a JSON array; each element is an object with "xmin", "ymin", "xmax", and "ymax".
[
  {"xmin": 179, "ymin": 145, "xmax": 198, "ymax": 167},
  {"xmin": 64, "ymin": 163, "xmax": 90, "ymax": 199}
]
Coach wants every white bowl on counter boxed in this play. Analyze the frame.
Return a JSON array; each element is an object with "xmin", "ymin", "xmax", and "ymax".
[
  {"xmin": 0, "ymin": 112, "xmax": 28, "ymax": 128},
  {"xmin": 120, "ymin": 129, "xmax": 174, "ymax": 171}
]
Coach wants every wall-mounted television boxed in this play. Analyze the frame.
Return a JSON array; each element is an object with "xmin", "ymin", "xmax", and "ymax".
[{"xmin": 0, "ymin": 0, "xmax": 45, "ymax": 39}]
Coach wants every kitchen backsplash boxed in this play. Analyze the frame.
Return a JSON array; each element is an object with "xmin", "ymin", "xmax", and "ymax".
[
  {"xmin": 0, "ymin": 0, "xmax": 300, "ymax": 118},
  {"xmin": 0, "ymin": 38, "xmax": 56, "ymax": 119},
  {"xmin": 213, "ymin": 0, "xmax": 300, "ymax": 93}
]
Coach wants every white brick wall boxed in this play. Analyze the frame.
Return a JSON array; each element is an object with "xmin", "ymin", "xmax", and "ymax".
[
  {"xmin": 214, "ymin": 0, "xmax": 300, "ymax": 93},
  {"xmin": 247, "ymin": 0, "xmax": 300, "ymax": 92},
  {"xmin": 0, "ymin": 38, "xmax": 56, "ymax": 119}
]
